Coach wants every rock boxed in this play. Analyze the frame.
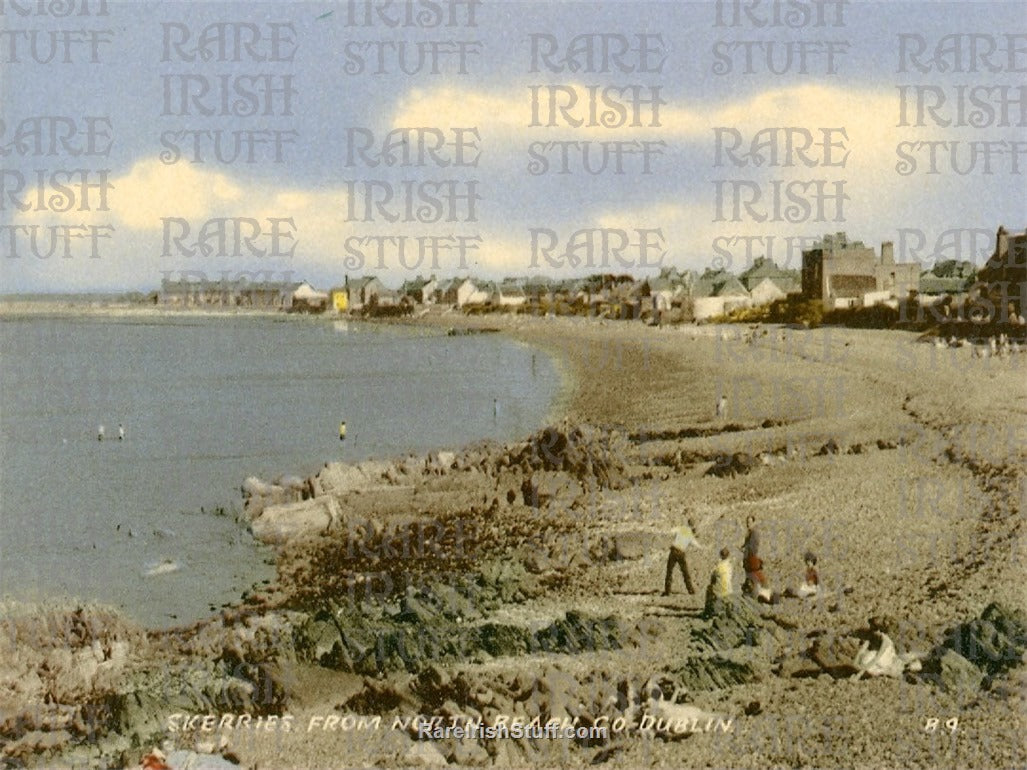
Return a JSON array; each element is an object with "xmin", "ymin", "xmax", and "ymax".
[
  {"xmin": 817, "ymin": 439, "xmax": 841, "ymax": 455},
  {"xmin": 697, "ymin": 596, "xmax": 764, "ymax": 649},
  {"xmin": 403, "ymin": 741, "xmax": 448, "ymax": 766},
  {"xmin": 165, "ymin": 750, "xmax": 240, "ymax": 769},
  {"xmin": 808, "ymin": 634, "xmax": 862, "ymax": 678},
  {"xmin": 450, "ymin": 738, "xmax": 490, "ymax": 766},
  {"xmin": 534, "ymin": 612, "xmax": 625, "ymax": 654},
  {"xmin": 925, "ymin": 649, "xmax": 984, "ymax": 695},
  {"xmin": 669, "ymin": 654, "xmax": 758, "ymax": 690},
  {"xmin": 249, "ymin": 498, "xmax": 339, "ymax": 544},
  {"xmin": 521, "ymin": 470, "xmax": 582, "ymax": 510},
  {"xmin": 943, "ymin": 602, "xmax": 1027, "ymax": 676},
  {"xmin": 473, "ymin": 624, "xmax": 531, "ymax": 657},
  {"xmin": 612, "ymin": 532, "xmax": 649, "ymax": 560},
  {"xmin": 241, "ymin": 476, "xmax": 270, "ymax": 497},
  {"xmin": 705, "ymin": 452, "xmax": 759, "ymax": 478}
]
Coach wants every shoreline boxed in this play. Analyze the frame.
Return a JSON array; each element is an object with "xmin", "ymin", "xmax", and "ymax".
[{"xmin": 2, "ymin": 306, "xmax": 1025, "ymax": 768}]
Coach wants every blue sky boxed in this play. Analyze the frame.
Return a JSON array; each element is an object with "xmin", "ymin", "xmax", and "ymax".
[{"xmin": 1, "ymin": 0, "xmax": 1025, "ymax": 291}]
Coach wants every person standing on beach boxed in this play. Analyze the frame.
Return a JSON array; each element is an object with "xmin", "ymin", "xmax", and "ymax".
[
  {"xmin": 704, "ymin": 547, "xmax": 734, "ymax": 615},
  {"xmin": 664, "ymin": 517, "xmax": 703, "ymax": 596},
  {"xmin": 742, "ymin": 514, "xmax": 768, "ymax": 597},
  {"xmin": 716, "ymin": 394, "xmax": 728, "ymax": 420}
]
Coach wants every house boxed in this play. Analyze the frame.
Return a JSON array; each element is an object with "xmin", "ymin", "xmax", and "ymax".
[
  {"xmin": 158, "ymin": 278, "xmax": 297, "ymax": 309},
  {"xmin": 434, "ymin": 278, "xmax": 458, "ymax": 305},
  {"xmin": 493, "ymin": 280, "xmax": 527, "ymax": 307},
  {"xmin": 974, "ymin": 225, "xmax": 1026, "ymax": 317},
  {"xmin": 400, "ymin": 275, "xmax": 437, "ymax": 304},
  {"xmin": 691, "ymin": 269, "xmax": 752, "ymax": 320},
  {"xmin": 739, "ymin": 256, "xmax": 801, "ymax": 306},
  {"xmin": 642, "ymin": 276, "xmax": 677, "ymax": 311},
  {"xmin": 522, "ymin": 277, "xmax": 553, "ymax": 306},
  {"xmin": 438, "ymin": 277, "xmax": 486, "ymax": 306},
  {"xmin": 801, "ymin": 232, "xmax": 920, "ymax": 309},
  {"xmin": 470, "ymin": 280, "xmax": 495, "ymax": 305},
  {"xmin": 290, "ymin": 282, "xmax": 329, "ymax": 313},
  {"xmin": 346, "ymin": 276, "xmax": 384, "ymax": 310},
  {"xmin": 376, "ymin": 287, "xmax": 400, "ymax": 306},
  {"xmin": 330, "ymin": 287, "xmax": 349, "ymax": 313}
]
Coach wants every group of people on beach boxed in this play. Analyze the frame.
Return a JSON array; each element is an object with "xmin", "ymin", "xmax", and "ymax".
[
  {"xmin": 663, "ymin": 514, "xmax": 819, "ymax": 609},
  {"xmin": 97, "ymin": 423, "xmax": 125, "ymax": 441}
]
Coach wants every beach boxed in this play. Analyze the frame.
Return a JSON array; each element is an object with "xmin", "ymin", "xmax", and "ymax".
[{"xmin": 2, "ymin": 310, "xmax": 1025, "ymax": 768}]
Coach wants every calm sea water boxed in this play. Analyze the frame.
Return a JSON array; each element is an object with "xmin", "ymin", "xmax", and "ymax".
[{"xmin": 0, "ymin": 315, "xmax": 560, "ymax": 627}]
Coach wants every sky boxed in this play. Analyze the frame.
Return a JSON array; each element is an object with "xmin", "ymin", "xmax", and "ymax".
[{"xmin": 1, "ymin": 0, "xmax": 1025, "ymax": 291}]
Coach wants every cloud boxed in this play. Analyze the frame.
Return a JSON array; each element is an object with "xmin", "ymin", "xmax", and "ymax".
[{"xmin": 4, "ymin": 159, "xmax": 356, "ymax": 290}]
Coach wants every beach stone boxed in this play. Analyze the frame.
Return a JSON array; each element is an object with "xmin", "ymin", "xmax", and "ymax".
[
  {"xmin": 705, "ymin": 452, "xmax": 759, "ymax": 478},
  {"xmin": 533, "ymin": 612, "xmax": 625, "ymax": 654},
  {"xmin": 809, "ymin": 634, "xmax": 863, "ymax": 678},
  {"xmin": 942, "ymin": 602, "xmax": 1027, "ymax": 676},
  {"xmin": 817, "ymin": 439, "xmax": 841, "ymax": 455},
  {"xmin": 612, "ymin": 532, "xmax": 649, "ymax": 560},
  {"xmin": 249, "ymin": 498, "xmax": 336, "ymax": 544},
  {"xmin": 668, "ymin": 654, "xmax": 759, "ymax": 691},
  {"xmin": 928, "ymin": 649, "xmax": 984, "ymax": 695},
  {"xmin": 403, "ymin": 741, "xmax": 448, "ymax": 766},
  {"xmin": 166, "ymin": 750, "xmax": 239, "ymax": 769},
  {"xmin": 521, "ymin": 470, "xmax": 581, "ymax": 510},
  {"xmin": 450, "ymin": 738, "xmax": 490, "ymax": 766},
  {"xmin": 696, "ymin": 596, "xmax": 764, "ymax": 650},
  {"xmin": 472, "ymin": 623, "xmax": 531, "ymax": 657}
]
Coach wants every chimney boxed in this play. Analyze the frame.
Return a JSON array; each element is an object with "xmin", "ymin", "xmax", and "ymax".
[{"xmin": 881, "ymin": 241, "xmax": 894, "ymax": 264}]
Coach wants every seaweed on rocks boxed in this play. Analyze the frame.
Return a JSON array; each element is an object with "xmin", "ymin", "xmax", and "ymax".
[
  {"xmin": 510, "ymin": 423, "xmax": 629, "ymax": 490},
  {"xmin": 694, "ymin": 596, "xmax": 766, "ymax": 650}
]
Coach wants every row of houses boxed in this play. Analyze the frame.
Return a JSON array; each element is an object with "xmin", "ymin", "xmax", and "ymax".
[
  {"xmin": 156, "ymin": 227, "xmax": 1025, "ymax": 320},
  {"xmin": 334, "ymin": 256, "xmax": 804, "ymax": 320},
  {"xmin": 157, "ymin": 278, "xmax": 330, "ymax": 311}
]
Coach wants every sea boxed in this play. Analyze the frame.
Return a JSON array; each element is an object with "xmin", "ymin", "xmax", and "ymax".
[{"xmin": 0, "ymin": 314, "xmax": 561, "ymax": 627}]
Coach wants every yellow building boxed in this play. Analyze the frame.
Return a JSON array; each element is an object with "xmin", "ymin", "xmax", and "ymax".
[{"xmin": 331, "ymin": 288, "xmax": 348, "ymax": 312}]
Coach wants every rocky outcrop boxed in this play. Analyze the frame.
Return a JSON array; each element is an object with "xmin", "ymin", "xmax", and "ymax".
[
  {"xmin": 705, "ymin": 452, "xmax": 760, "ymax": 478},
  {"xmin": 695, "ymin": 596, "xmax": 765, "ymax": 649},
  {"xmin": 940, "ymin": 602, "xmax": 1027, "ymax": 677},
  {"xmin": 293, "ymin": 589, "xmax": 660, "ymax": 676},
  {"xmin": 921, "ymin": 602, "xmax": 1027, "ymax": 694},
  {"xmin": 249, "ymin": 497, "xmax": 343, "ymax": 544},
  {"xmin": 507, "ymin": 423, "xmax": 628, "ymax": 490}
]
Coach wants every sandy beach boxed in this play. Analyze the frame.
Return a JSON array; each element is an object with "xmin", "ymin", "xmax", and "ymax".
[{"xmin": 2, "ymin": 310, "xmax": 1025, "ymax": 769}]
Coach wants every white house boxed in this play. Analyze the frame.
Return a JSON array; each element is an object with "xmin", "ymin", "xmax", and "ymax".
[{"xmin": 493, "ymin": 281, "xmax": 527, "ymax": 307}]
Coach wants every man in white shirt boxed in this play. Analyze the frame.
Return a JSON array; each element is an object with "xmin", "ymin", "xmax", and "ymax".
[{"xmin": 663, "ymin": 518, "xmax": 703, "ymax": 596}]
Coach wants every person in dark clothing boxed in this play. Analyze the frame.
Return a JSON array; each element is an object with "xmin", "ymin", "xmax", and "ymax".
[{"xmin": 742, "ymin": 514, "xmax": 769, "ymax": 598}]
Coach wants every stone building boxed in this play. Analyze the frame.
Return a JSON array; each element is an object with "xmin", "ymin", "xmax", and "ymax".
[
  {"xmin": 801, "ymin": 232, "xmax": 919, "ymax": 309},
  {"xmin": 975, "ymin": 226, "xmax": 1026, "ymax": 317}
]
